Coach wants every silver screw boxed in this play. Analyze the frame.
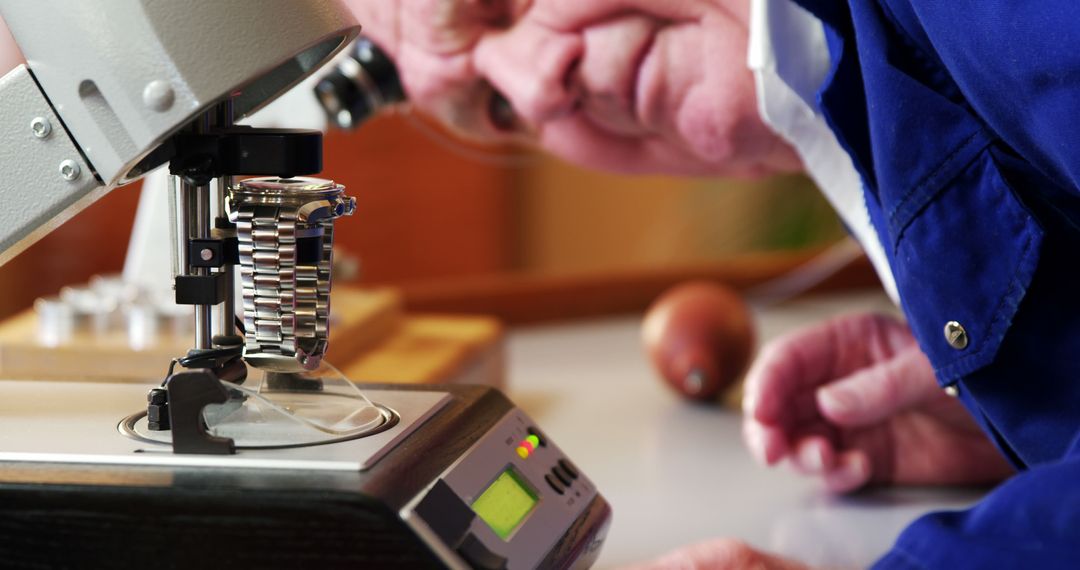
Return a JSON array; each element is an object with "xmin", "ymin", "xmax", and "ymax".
[
  {"xmin": 199, "ymin": 248, "xmax": 214, "ymax": 261},
  {"xmin": 142, "ymin": 80, "xmax": 175, "ymax": 112},
  {"xmin": 59, "ymin": 159, "xmax": 81, "ymax": 181},
  {"xmin": 31, "ymin": 117, "xmax": 52, "ymax": 139}
]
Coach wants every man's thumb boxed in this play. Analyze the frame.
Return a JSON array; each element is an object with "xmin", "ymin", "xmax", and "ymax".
[{"xmin": 816, "ymin": 345, "xmax": 938, "ymax": 427}]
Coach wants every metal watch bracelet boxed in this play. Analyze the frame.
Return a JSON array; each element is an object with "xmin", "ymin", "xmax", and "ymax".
[{"xmin": 229, "ymin": 177, "xmax": 355, "ymax": 372}]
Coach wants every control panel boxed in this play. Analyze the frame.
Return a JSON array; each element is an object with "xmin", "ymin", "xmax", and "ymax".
[{"xmin": 403, "ymin": 408, "xmax": 600, "ymax": 569}]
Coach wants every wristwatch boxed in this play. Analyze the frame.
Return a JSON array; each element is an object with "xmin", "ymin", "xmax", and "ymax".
[{"xmin": 229, "ymin": 177, "xmax": 356, "ymax": 373}]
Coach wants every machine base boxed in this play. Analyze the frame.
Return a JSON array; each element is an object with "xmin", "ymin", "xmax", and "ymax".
[{"xmin": 0, "ymin": 381, "xmax": 610, "ymax": 569}]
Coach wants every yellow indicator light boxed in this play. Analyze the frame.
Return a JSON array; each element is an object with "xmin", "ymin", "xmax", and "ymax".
[{"xmin": 516, "ymin": 446, "xmax": 529, "ymax": 459}]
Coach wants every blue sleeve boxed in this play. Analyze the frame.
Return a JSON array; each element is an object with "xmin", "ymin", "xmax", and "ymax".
[
  {"xmin": 873, "ymin": 456, "xmax": 1080, "ymax": 569},
  {"xmin": 902, "ymin": 1, "xmax": 1080, "ymax": 194}
]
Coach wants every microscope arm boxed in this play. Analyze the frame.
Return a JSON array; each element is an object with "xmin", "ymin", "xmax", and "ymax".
[{"xmin": 0, "ymin": 64, "xmax": 103, "ymax": 265}]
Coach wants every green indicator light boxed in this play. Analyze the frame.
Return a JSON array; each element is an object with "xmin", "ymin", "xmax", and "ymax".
[
  {"xmin": 526, "ymin": 434, "xmax": 540, "ymax": 448},
  {"xmin": 471, "ymin": 468, "xmax": 538, "ymax": 540}
]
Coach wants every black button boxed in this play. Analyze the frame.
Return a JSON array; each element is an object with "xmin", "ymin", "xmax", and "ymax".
[
  {"xmin": 552, "ymin": 464, "xmax": 573, "ymax": 487},
  {"xmin": 545, "ymin": 473, "xmax": 565, "ymax": 495},
  {"xmin": 558, "ymin": 458, "xmax": 579, "ymax": 479},
  {"xmin": 414, "ymin": 480, "xmax": 474, "ymax": 548},
  {"xmin": 457, "ymin": 534, "xmax": 508, "ymax": 570}
]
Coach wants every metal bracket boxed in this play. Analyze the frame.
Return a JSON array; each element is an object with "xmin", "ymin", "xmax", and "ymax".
[
  {"xmin": 164, "ymin": 370, "xmax": 236, "ymax": 455},
  {"xmin": 175, "ymin": 273, "xmax": 227, "ymax": 305}
]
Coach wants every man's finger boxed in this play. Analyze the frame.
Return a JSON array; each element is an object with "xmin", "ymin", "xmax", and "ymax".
[
  {"xmin": 815, "ymin": 345, "xmax": 938, "ymax": 428},
  {"xmin": 790, "ymin": 435, "xmax": 837, "ymax": 475},
  {"xmin": 744, "ymin": 313, "xmax": 912, "ymax": 426},
  {"xmin": 821, "ymin": 449, "xmax": 872, "ymax": 494},
  {"xmin": 743, "ymin": 418, "xmax": 789, "ymax": 466}
]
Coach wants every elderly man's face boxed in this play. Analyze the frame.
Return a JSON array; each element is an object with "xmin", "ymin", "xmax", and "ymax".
[{"xmin": 353, "ymin": 0, "xmax": 798, "ymax": 177}]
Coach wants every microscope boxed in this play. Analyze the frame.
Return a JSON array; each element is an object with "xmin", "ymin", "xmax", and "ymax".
[{"xmin": 0, "ymin": 2, "xmax": 610, "ymax": 568}]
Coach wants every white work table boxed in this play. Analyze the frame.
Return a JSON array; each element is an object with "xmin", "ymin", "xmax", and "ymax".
[{"xmin": 505, "ymin": 292, "xmax": 987, "ymax": 569}]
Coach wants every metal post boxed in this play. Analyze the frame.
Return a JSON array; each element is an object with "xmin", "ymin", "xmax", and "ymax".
[
  {"xmin": 168, "ymin": 175, "xmax": 184, "ymax": 279},
  {"xmin": 185, "ymin": 178, "xmax": 212, "ymax": 349},
  {"xmin": 215, "ymin": 100, "xmax": 237, "ymax": 339}
]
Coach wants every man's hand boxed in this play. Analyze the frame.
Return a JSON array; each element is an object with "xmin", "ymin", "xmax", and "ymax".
[
  {"xmin": 623, "ymin": 539, "xmax": 809, "ymax": 570},
  {"xmin": 743, "ymin": 313, "xmax": 1013, "ymax": 493}
]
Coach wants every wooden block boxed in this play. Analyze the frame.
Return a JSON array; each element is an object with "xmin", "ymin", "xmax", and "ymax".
[
  {"xmin": 0, "ymin": 311, "xmax": 186, "ymax": 383},
  {"xmin": 325, "ymin": 288, "xmax": 404, "ymax": 363},
  {"xmin": 341, "ymin": 314, "xmax": 505, "ymax": 388}
]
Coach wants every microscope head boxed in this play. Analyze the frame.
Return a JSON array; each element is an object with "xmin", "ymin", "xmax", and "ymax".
[
  {"xmin": 0, "ymin": 0, "xmax": 362, "ymax": 373},
  {"xmin": 0, "ymin": 0, "xmax": 359, "ymax": 188}
]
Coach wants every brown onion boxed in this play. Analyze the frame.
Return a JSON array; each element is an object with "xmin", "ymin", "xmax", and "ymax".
[{"xmin": 642, "ymin": 281, "xmax": 755, "ymax": 401}]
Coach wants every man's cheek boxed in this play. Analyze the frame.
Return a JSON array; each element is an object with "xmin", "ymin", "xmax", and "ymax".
[
  {"xmin": 673, "ymin": 17, "xmax": 770, "ymax": 164},
  {"xmin": 676, "ymin": 82, "xmax": 779, "ymax": 179},
  {"xmin": 660, "ymin": 27, "xmax": 747, "ymax": 164},
  {"xmin": 676, "ymin": 85, "xmax": 740, "ymax": 165}
]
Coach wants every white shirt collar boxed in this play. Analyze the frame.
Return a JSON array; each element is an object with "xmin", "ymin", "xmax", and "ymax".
[{"xmin": 747, "ymin": 0, "xmax": 900, "ymax": 304}]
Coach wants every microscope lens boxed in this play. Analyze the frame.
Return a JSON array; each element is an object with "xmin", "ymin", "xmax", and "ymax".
[{"xmin": 315, "ymin": 37, "xmax": 405, "ymax": 130}]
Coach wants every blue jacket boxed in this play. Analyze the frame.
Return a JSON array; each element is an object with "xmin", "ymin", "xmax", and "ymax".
[{"xmin": 790, "ymin": 0, "xmax": 1080, "ymax": 567}]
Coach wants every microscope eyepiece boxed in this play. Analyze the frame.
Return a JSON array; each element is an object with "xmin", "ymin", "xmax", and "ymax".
[{"xmin": 315, "ymin": 38, "xmax": 406, "ymax": 130}]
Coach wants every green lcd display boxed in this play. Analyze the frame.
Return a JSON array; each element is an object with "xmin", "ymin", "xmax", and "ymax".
[{"xmin": 471, "ymin": 468, "xmax": 538, "ymax": 540}]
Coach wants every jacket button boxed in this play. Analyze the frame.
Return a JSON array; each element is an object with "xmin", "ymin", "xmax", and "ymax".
[{"xmin": 944, "ymin": 321, "xmax": 968, "ymax": 350}]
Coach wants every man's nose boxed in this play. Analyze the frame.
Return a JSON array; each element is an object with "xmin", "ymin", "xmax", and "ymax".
[{"xmin": 473, "ymin": 20, "xmax": 583, "ymax": 127}]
